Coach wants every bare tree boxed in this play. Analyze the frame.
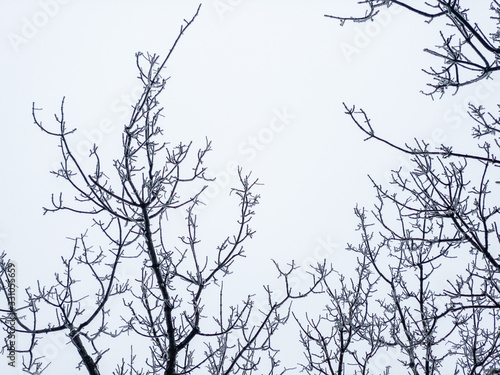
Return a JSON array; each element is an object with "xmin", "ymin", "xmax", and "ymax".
[
  {"xmin": 294, "ymin": 258, "xmax": 385, "ymax": 375},
  {"xmin": 327, "ymin": 1, "xmax": 500, "ymax": 96},
  {"xmin": 298, "ymin": 97, "xmax": 500, "ymax": 375},
  {"xmin": 294, "ymin": 2, "xmax": 500, "ymax": 374},
  {"xmin": 327, "ymin": 102, "xmax": 500, "ymax": 374},
  {"xmin": 0, "ymin": 6, "xmax": 323, "ymax": 374}
]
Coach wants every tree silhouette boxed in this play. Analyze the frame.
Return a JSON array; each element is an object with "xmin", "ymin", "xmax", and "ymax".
[
  {"xmin": 296, "ymin": 2, "xmax": 500, "ymax": 373},
  {"xmin": 327, "ymin": 0, "xmax": 500, "ymax": 96},
  {"xmin": 0, "ymin": 6, "xmax": 323, "ymax": 374}
]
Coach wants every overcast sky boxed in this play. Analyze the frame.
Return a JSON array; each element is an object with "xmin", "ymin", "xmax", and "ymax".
[{"xmin": 1, "ymin": 1, "xmax": 498, "ymax": 373}]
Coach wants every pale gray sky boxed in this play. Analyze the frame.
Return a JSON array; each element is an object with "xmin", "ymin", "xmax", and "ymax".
[{"xmin": 1, "ymin": 1, "xmax": 497, "ymax": 373}]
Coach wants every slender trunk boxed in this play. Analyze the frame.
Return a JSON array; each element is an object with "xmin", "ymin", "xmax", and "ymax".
[
  {"xmin": 141, "ymin": 204, "xmax": 177, "ymax": 374},
  {"xmin": 69, "ymin": 329, "xmax": 100, "ymax": 375}
]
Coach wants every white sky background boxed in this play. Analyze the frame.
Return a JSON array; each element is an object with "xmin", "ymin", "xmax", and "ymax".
[{"xmin": 1, "ymin": 1, "xmax": 499, "ymax": 373}]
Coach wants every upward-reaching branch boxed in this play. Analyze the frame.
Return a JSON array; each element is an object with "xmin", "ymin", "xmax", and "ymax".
[
  {"xmin": 327, "ymin": 1, "xmax": 500, "ymax": 96},
  {"xmin": 1, "ymin": 4, "xmax": 325, "ymax": 374}
]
